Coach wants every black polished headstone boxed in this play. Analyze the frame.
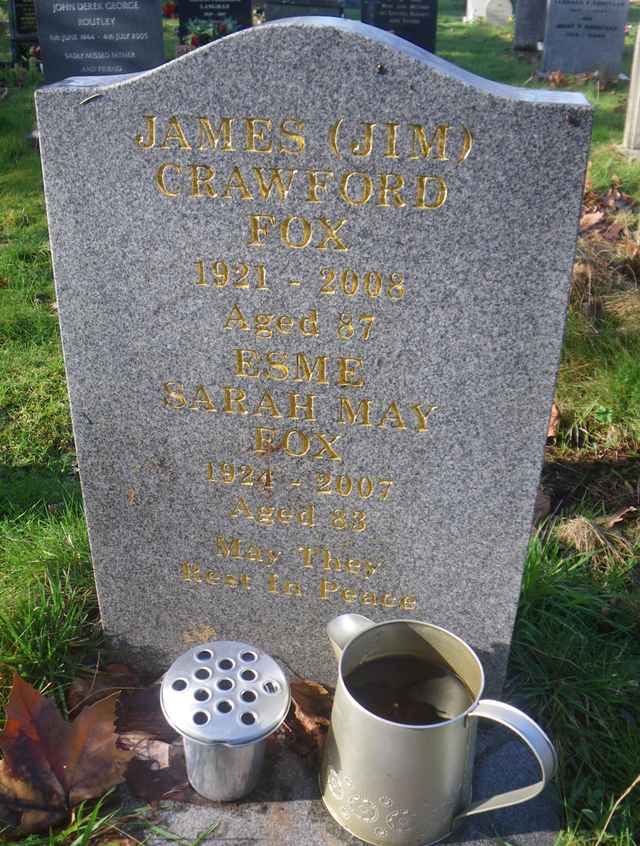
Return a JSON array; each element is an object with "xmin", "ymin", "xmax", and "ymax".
[
  {"xmin": 177, "ymin": 0, "xmax": 251, "ymax": 48},
  {"xmin": 35, "ymin": 0, "xmax": 164, "ymax": 84},
  {"xmin": 10, "ymin": 0, "xmax": 37, "ymax": 38},
  {"xmin": 362, "ymin": 0, "xmax": 437, "ymax": 53},
  {"xmin": 8, "ymin": 0, "xmax": 38, "ymax": 64},
  {"xmin": 263, "ymin": 0, "xmax": 343, "ymax": 20}
]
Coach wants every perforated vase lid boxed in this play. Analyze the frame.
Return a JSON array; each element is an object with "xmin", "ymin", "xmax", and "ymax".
[{"xmin": 160, "ymin": 641, "xmax": 290, "ymax": 745}]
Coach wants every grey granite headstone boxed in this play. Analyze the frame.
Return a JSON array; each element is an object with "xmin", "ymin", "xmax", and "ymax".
[
  {"xmin": 514, "ymin": 0, "xmax": 546, "ymax": 50},
  {"xmin": 36, "ymin": 18, "xmax": 591, "ymax": 696},
  {"xmin": 485, "ymin": 0, "xmax": 512, "ymax": 26},
  {"xmin": 542, "ymin": 0, "xmax": 629, "ymax": 75}
]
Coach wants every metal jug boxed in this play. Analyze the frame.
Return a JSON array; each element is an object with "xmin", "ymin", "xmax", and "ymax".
[{"xmin": 320, "ymin": 614, "xmax": 557, "ymax": 846}]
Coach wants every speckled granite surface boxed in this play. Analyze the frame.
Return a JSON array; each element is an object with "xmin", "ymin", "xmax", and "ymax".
[{"xmin": 36, "ymin": 19, "xmax": 590, "ymax": 695}]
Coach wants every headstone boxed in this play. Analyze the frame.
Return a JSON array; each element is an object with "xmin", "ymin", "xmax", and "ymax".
[
  {"xmin": 177, "ymin": 0, "xmax": 252, "ymax": 49},
  {"xmin": 485, "ymin": 0, "xmax": 512, "ymax": 26},
  {"xmin": 542, "ymin": 0, "xmax": 629, "ymax": 76},
  {"xmin": 622, "ymin": 26, "xmax": 640, "ymax": 154},
  {"xmin": 362, "ymin": 0, "xmax": 437, "ymax": 52},
  {"xmin": 8, "ymin": 0, "xmax": 38, "ymax": 63},
  {"xmin": 464, "ymin": 0, "xmax": 488, "ymax": 22},
  {"xmin": 35, "ymin": 0, "xmax": 164, "ymax": 84},
  {"xmin": 514, "ymin": 0, "xmax": 546, "ymax": 50},
  {"xmin": 263, "ymin": 0, "xmax": 343, "ymax": 21},
  {"xmin": 35, "ymin": 19, "xmax": 591, "ymax": 697}
]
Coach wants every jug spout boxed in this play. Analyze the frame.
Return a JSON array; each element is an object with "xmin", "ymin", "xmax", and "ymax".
[{"xmin": 327, "ymin": 614, "xmax": 374, "ymax": 662}]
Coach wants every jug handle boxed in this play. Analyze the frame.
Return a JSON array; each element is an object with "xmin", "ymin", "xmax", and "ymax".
[
  {"xmin": 453, "ymin": 699, "xmax": 558, "ymax": 820},
  {"xmin": 327, "ymin": 614, "xmax": 375, "ymax": 662}
]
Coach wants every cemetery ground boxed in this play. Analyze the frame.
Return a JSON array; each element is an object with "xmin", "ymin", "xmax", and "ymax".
[{"xmin": 1, "ymin": 3, "xmax": 640, "ymax": 845}]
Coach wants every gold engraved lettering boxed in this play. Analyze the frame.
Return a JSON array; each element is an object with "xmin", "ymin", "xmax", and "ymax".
[
  {"xmin": 337, "ymin": 357, "xmax": 365, "ymax": 389},
  {"xmin": 289, "ymin": 393, "xmax": 317, "ymax": 422},
  {"xmin": 377, "ymin": 173, "xmax": 406, "ymax": 209},
  {"xmin": 224, "ymin": 304, "xmax": 251, "ymax": 332},
  {"xmin": 254, "ymin": 427, "xmax": 341, "ymax": 461},
  {"xmin": 156, "ymin": 163, "xmax": 182, "ymax": 197},
  {"xmin": 384, "ymin": 122, "xmax": 401, "ymax": 159},
  {"xmin": 307, "ymin": 170, "xmax": 334, "ymax": 202},
  {"xmin": 253, "ymin": 168, "xmax": 297, "ymax": 201},
  {"xmin": 338, "ymin": 397, "xmax": 371, "ymax": 427},
  {"xmin": 294, "ymin": 352, "xmax": 328, "ymax": 385},
  {"xmin": 409, "ymin": 124, "xmax": 450, "ymax": 161},
  {"xmin": 245, "ymin": 117, "xmax": 273, "ymax": 153},
  {"xmin": 281, "ymin": 215, "xmax": 312, "ymax": 249},
  {"xmin": 134, "ymin": 114, "xmax": 156, "ymax": 148},
  {"xmin": 416, "ymin": 176, "xmax": 448, "ymax": 209},
  {"xmin": 316, "ymin": 217, "xmax": 349, "ymax": 251},
  {"xmin": 458, "ymin": 125, "xmax": 474, "ymax": 163},
  {"xmin": 191, "ymin": 165, "xmax": 217, "ymax": 198},
  {"xmin": 230, "ymin": 495, "xmax": 316, "ymax": 526},
  {"xmin": 247, "ymin": 214, "xmax": 276, "ymax": 246},
  {"xmin": 328, "ymin": 117, "xmax": 343, "ymax": 159},
  {"xmin": 222, "ymin": 166, "xmax": 254, "ymax": 200},
  {"xmin": 267, "ymin": 574, "xmax": 303, "ymax": 597},
  {"xmin": 378, "ymin": 400, "xmax": 406, "ymax": 430},
  {"xmin": 318, "ymin": 578, "xmax": 417, "ymax": 610},
  {"xmin": 351, "ymin": 122, "xmax": 376, "ymax": 157},
  {"xmin": 195, "ymin": 116, "xmax": 234, "ymax": 151},
  {"xmin": 339, "ymin": 172, "xmax": 373, "ymax": 207},
  {"xmin": 163, "ymin": 381, "xmax": 187, "ymax": 409},
  {"xmin": 252, "ymin": 391, "xmax": 283, "ymax": 419},
  {"xmin": 222, "ymin": 386, "xmax": 248, "ymax": 415},
  {"xmin": 189, "ymin": 385, "xmax": 217, "ymax": 412},
  {"xmin": 298, "ymin": 546, "xmax": 380, "ymax": 579},
  {"xmin": 159, "ymin": 116, "xmax": 192, "ymax": 150},
  {"xmin": 216, "ymin": 535, "xmax": 281, "ymax": 565},
  {"xmin": 412, "ymin": 403, "xmax": 438, "ymax": 431},
  {"xmin": 180, "ymin": 561, "xmax": 251, "ymax": 591},
  {"xmin": 279, "ymin": 117, "xmax": 305, "ymax": 154}
]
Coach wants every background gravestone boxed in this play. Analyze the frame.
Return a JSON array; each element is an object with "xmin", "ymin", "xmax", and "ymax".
[
  {"xmin": 35, "ymin": 0, "xmax": 164, "ymax": 83},
  {"xmin": 263, "ymin": 0, "xmax": 343, "ymax": 20},
  {"xmin": 485, "ymin": 0, "xmax": 512, "ymax": 27},
  {"xmin": 8, "ymin": 0, "xmax": 38, "ymax": 64},
  {"xmin": 514, "ymin": 0, "xmax": 546, "ymax": 50},
  {"xmin": 36, "ymin": 19, "xmax": 591, "ymax": 696},
  {"xmin": 362, "ymin": 0, "xmax": 437, "ymax": 52},
  {"xmin": 177, "ymin": 0, "xmax": 251, "ymax": 50},
  {"xmin": 464, "ymin": 0, "xmax": 489, "ymax": 22},
  {"xmin": 543, "ymin": 0, "xmax": 629, "ymax": 75}
]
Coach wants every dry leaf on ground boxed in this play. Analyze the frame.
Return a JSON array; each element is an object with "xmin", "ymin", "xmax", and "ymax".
[
  {"xmin": 276, "ymin": 680, "xmax": 334, "ymax": 764},
  {"xmin": 547, "ymin": 402, "xmax": 561, "ymax": 438},
  {"xmin": 68, "ymin": 664, "xmax": 141, "ymax": 716},
  {"xmin": 0, "ymin": 675, "xmax": 133, "ymax": 833}
]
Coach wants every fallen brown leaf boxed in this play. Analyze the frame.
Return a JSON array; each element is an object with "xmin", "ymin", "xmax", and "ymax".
[
  {"xmin": 116, "ymin": 685, "xmax": 178, "ymax": 743},
  {"xmin": 580, "ymin": 210, "xmax": 605, "ymax": 231},
  {"xmin": 547, "ymin": 401, "xmax": 561, "ymax": 438},
  {"xmin": 68, "ymin": 664, "xmax": 140, "ymax": 716},
  {"xmin": 604, "ymin": 506, "xmax": 637, "ymax": 529},
  {"xmin": 0, "ymin": 675, "xmax": 133, "ymax": 834},
  {"xmin": 277, "ymin": 680, "xmax": 334, "ymax": 764}
]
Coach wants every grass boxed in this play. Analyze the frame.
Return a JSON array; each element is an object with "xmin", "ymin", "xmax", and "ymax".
[{"xmin": 0, "ymin": 3, "xmax": 640, "ymax": 846}]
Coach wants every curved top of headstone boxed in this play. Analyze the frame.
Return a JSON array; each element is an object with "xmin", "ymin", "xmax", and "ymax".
[{"xmin": 43, "ymin": 16, "xmax": 589, "ymax": 109}]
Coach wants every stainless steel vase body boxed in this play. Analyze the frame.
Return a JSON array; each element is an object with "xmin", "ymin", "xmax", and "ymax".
[
  {"xmin": 320, "ymin": 615, "xmax": 557, "ymax": 846},
  {"xmin": 183, "ymin": 733, "xmax": 266, "ymax": 802}
]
